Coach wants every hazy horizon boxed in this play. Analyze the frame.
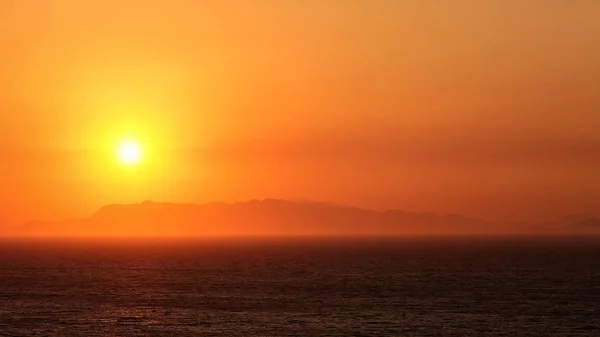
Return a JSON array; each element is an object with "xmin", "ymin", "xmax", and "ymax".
[
  {"xmin": 1, "ymin": 198, "xmax": 597, "ymax": 238},
  {"xmin": 3, "ymin": 197, "xmax": 600, "ymax": 226}
]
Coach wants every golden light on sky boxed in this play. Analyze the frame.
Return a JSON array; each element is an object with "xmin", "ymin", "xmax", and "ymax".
[{"xmin": 0, "ymin": 0, "xmax": 599, "ymax": 225}]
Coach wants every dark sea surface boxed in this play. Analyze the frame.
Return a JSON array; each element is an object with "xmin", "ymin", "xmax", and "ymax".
[{"xmin": 1, "ymin": 236, "xmax": 599, "ymax": 336}]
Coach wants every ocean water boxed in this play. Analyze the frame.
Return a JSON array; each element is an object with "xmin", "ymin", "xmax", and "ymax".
[{"xmin": 0, "ymin": 236, "xmax": 599, "ymax": 336}]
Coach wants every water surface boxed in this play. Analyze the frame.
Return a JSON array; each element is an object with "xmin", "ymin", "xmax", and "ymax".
[{"xmin": 1, "ymin": 236, "xmax": 599, "ymax": 336}]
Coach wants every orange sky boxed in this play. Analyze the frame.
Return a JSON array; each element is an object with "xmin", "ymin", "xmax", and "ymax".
[{"xmin": 1, "ymin": 0, "xmax": 600, "ymax": 224}]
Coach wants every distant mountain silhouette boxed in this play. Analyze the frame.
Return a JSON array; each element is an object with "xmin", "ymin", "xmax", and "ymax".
[
  {"xmin": 4, "ymin": 199, "xmax": 598, "ymax": 237},
  {"xmin": 543, "ymin": 216, "xmax": 600, "ymax": 234},
  {"xmin": 6, "ymin": 199, "xmax": 500, "ymax": 237}
]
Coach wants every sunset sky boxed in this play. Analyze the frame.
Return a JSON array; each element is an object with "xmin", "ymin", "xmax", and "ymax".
[{"xmin": 1, "ymin": 0, "xmax": 599, "ymax": 225}]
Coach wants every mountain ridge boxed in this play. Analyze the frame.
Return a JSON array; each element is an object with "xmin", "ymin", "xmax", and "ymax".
[{"xmin": 3, "ymin": 199, "xmax": 599, "ymax": 236}]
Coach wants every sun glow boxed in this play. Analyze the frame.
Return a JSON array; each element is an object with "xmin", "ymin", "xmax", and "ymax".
[{"xmin": 117, "ymin": 140, "xmax": 143, "ymax": 165}]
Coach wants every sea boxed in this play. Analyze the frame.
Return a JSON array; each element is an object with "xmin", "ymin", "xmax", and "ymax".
[{"xmin": 0, "ymin": 236, "xmax": 599, "ymax": 336}]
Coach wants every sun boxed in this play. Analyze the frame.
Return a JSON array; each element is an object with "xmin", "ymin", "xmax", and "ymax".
[{"xmin": 117, "ymin": 139, "xmax": 143, "ymax": 165}]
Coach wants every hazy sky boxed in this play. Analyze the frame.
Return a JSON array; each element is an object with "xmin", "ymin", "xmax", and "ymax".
[{"xmin": 1, "ymin": 0, "xmax": 599, "ymax": 224}]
